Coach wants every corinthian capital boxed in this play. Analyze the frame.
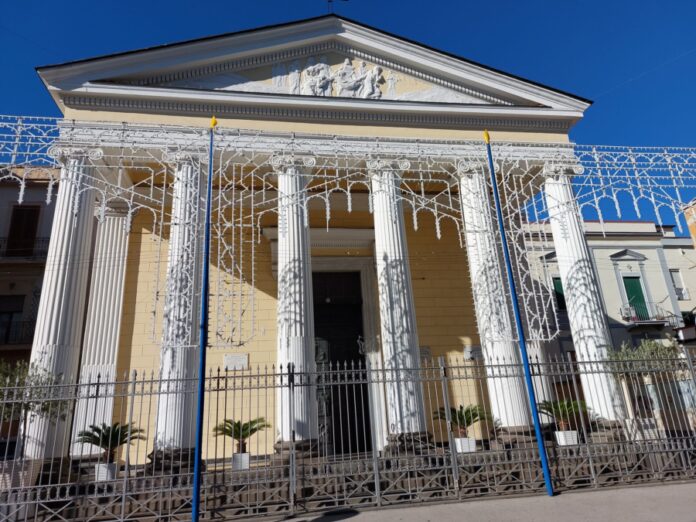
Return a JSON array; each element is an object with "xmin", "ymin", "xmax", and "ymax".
[
  {"xmin": 542, "ymin": 162, "xmax": 584, "ymax": 178},
  {"xmin": 456, "ymin": 159, "xmax": 486, "ymax": 175},
  {"xmin": 162, "ymin": 150, "xmax": 199, "ymax": 165},
  {"xmin": 48, "ymin": 146, "xmax": 103, "ymax": 162},
  {"xmin": 270, "ymin": 155, "xmax": 316, "ymax": 172},
  {"xmin": 366, "ymin": 158, "xmax": 410, "ymax": 171}
]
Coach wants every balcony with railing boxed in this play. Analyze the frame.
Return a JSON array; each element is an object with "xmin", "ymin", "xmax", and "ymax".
[
  {"xmin": 620, "ymin": 302, "xmax": 682, "ymax": 329},
  {"xmin": 0, "ymin": 320, "xmax": 36, "ymax": 345},
  {"xmin": 0, "ymin": 237, "xmax": 49, "ymax": 260}
]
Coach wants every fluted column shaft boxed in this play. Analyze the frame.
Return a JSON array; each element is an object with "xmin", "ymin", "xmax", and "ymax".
[
  {"xmin": 276, "ymin": 165, "xmax": 317, "ymax": 442},
  {"xmin": 71, "ymin": 205, "xmax": 130, "ymax": 454},
  {"xmin": 545, "ymin": 172, "xmax": 621, "ymax": 421},
  {"xmin": 459, "ymin": 171, "xmax": 530, "ymax": 428},
  {"xmin": 371, "ymin": 168, "xmax": 425, "ymax": 435},
  {"xmin": 155, "ymin": 161, "xmax": 202, "ymax": 450},
  {"xmin": 25, "ymin": 157, "xmax": 96, "ymax": 460}
]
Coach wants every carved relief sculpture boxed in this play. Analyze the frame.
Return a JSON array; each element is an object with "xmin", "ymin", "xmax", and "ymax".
[
  {"xmin": 335, "ymin": 58, "xmax": 358, "ymax": 97},
  {"xmin": 164, "ymin": 52, "xmax": 491, "ymax": 103},
  {"xmin": 334, "ymin": 58, "xmax": 384, "ymax": 99},
  {"xmin": 272, "ymin": 63, "xmax": 286, "ymax": 88},
  {"xmin": 358, "ymin": 66, "xmax": 384, "ymax": 99},
  {"xmin": 386, "ymin": 70, "xmax": 397, "ymax": 98},
  {"xmin": 288, "ymin": 60, "xmax": 301, "ymax": 95},
  {"xmin": 301, "ymin": 56, "xmax": 334, "ymax": 97}
]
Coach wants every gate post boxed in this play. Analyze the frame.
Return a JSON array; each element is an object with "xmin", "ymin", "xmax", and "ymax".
[
  {"xmin": 438, "ymin": 357, "xmax": 460, "ymax": 493},
  {"xmin": 365, "ymin": 358, "xmax": 382, "ymax": 506},
  {"xmin": 288, "ymin": 363, "xmax": 297, "ymax": 513},
  {"xmin": 566, "ymin": 354, "xmax": 597, "ymax": 487},
  {"xmin": 681, "ymin": 344, "xmax": 696, "ymax": 393},
  {"xmin": 121, "ymin": 370, "xmax": 138, "ymax": 520}
]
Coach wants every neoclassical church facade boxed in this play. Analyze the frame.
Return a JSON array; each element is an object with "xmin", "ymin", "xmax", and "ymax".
[{"xmin": 23, "ymin": 15, "xmax": 617, "ymax": 461}]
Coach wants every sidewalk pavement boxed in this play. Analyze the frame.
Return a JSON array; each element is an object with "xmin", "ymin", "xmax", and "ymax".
[{"xmin": 292, "ymin": 482, "xmax": 696, "ymax": 522}]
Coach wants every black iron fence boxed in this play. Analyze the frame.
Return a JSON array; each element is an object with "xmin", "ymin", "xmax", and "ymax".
[{"xmin": 0, "ymin": 355, "xmax": 695, "ymax": 521}]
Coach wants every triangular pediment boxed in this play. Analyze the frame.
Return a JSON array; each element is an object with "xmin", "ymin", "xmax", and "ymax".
[
  {"xmin": 38, "ymin": 16, "xmax": 590, "ymax": 129},
  {"xmin": 610, "ymin": 249, "xmax": 647, "ymax": 262}
]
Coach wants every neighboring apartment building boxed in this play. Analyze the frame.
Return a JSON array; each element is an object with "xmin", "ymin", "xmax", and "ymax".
[
  {"xmin": 0, "ymin": 175, "xmax": 56, "ymax": 365},
  {"xmin": 530, "ymin": 221, "xmax": 696, "ymax": 354},
  {"xmin": 684, "ymin": 199, "xmax": 696, "ymax": 248}
]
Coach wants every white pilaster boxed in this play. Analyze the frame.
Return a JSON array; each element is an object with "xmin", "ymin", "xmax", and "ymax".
[
  {"xmin": 370, "ymin": 163, "xmax": 426, "ymax": 435},
  {"xmin": 71, "ymin": 204, "xmax": 131, "ymax": 455},
  {"xmin": 458, "ymin": 167, "xmax": 530, "ymax": 428},
  {"xmin": 544, "ymin": 170, "xmax": 622, "ymax": 421},
  {"xmin": 24, "ymin": 155, "xmax": 97, "ymax": 460},
  {"xmin": 155, "ymin": 161, "xmax": 202, "ymax": 450},
  {"xmin": 275, "ymin": 160, "xmax": 317, "ymax": 442}
]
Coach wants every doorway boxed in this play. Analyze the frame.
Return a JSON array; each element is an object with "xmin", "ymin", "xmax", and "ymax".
[{"xmin": 313, "ymin": 271, "xmax": 373, "ymax": 455}]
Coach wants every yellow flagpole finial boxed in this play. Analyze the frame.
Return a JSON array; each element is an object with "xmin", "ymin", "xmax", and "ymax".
[
  {"xmin": 210, "ymin": 115, "xmax": 218, "ymax": 128},
  {"xmin": 483, "ymin": 129, "xmax": 490, "ymax": 144}
]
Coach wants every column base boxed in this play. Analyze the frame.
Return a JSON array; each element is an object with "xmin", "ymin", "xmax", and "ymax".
[
  {"xmin": 146, "ymin": 448, "xmax": 200, "ymax": 475},
  {"xmin": 383, "ymin": 431, "xmax": 434, "ymax": 456},
  {"xmin": 273, "ymin": 439, "xmax": 319, "ymax": 463},
  {"xmin": 588, "ymin": 419, "xmax": 625, "ymax": 444},
  {"xmin": 491, "ymin": 426, "xmax": 537, "ymax": 449}
]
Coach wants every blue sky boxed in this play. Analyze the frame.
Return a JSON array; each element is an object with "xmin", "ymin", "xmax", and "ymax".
[{"xmin": 1, "ymin": 0, "xmax": 694, "ymax": 147}]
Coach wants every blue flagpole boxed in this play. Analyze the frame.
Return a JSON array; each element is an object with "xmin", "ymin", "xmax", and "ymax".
[
  {"xmin": 482, "ymin": 130, "xmax": 554, "ymax": 496},
  {"xmin": 192, "ymin": 116, "xmax": 217, "ymax": 522}
]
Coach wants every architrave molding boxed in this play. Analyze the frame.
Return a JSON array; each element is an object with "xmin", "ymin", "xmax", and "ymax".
[{"xmin": 262, "ymin": 227, "xmax": 375, "ymax": 278}]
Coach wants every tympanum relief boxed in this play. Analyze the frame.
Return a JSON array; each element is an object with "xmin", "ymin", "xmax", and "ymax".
[{"xmin": 163, "ymin": 54, "xmax": 488, "ymax": 104}]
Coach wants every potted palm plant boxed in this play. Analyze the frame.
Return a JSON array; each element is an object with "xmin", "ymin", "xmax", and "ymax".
[
  {"xmin": 538, "ymin": 400, "xmax": 586, "ymax": 446},
  {"xmin": 213, "ymin": 417, "xmax": 270, "ymax": 470},
  {"xmin": 434, "ymin": 405, "xmax": 489, "ymax": 453},
  {"xmin": 75, "ymin": 423, "xmax": 144, "ymax": 481}
]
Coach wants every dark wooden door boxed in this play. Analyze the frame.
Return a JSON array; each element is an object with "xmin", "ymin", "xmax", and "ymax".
[{"xmin": 313, "ymin": 271, "xmax": 372, "ymax": 455}]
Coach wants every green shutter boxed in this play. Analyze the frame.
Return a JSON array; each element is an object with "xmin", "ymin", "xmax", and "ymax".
[
  {"xmin": 552, "ymin": 277, "xmax": 566, "ymax": 311},
  {"xmin": 623, "ymin": 276, "xmax": 648, "ymax": 320}
]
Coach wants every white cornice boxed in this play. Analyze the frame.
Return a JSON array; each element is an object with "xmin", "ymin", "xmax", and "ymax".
[
  {"xmin": 62, "ymin": 83, "xmax": 580, "ymax": 131},
  {"xmin": 336, "ymin": 20, "xmax": 588, "ymax": 111},
  {"xmin": 39, "ymin": 18, "xmax": 343, "ymax": 85}
]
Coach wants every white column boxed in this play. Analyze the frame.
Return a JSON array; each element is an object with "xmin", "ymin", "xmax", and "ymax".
[
  {"xmin": 459, "ymin": 167, "xmax": 530, "ymax": 428},
  {"xmin": 544, "ymin": 169, "xmax": 622, "ymax": 421},
  {"xmin": 370, "ymin": 162, "xmax": 426, "ymax": 436},
  {"xmin": 24, "ymin": 154, "xmax": 97, "ymax": 460},
  {"xmin": 71, "ymin": 204, "xmax": 131, "ymax": 455},
  {"xmin": 275, "ymin": 161, "xmax": 317, "ymax": 442},
  {"xmin": 155, "ymin": 161, "xmax": 202, "ymax": 450}
]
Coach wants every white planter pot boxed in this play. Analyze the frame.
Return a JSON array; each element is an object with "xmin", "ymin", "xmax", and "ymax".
[
  {"xmin": 95, "ymin": 463, "xmax": 118, "ymax": 482},
  {"xmin": 232, "ymin": 453, "xmax": 250, "ymax": 470},
  {"xmin": 453, "ymin": 437, "xmax": 477, "ymax": 453},
  {"xmin": 554, "ymin": 430, "xmax": 579, "ymax": 446}
]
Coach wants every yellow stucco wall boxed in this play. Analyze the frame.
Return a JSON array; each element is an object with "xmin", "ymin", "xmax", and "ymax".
[
  {"xmin": 116, "ymin": 207, "xmax": 479, "ymax": 374},
  {"xmin": 114, "ymin": 200, "xmax": 485, "ymax": 460}
]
